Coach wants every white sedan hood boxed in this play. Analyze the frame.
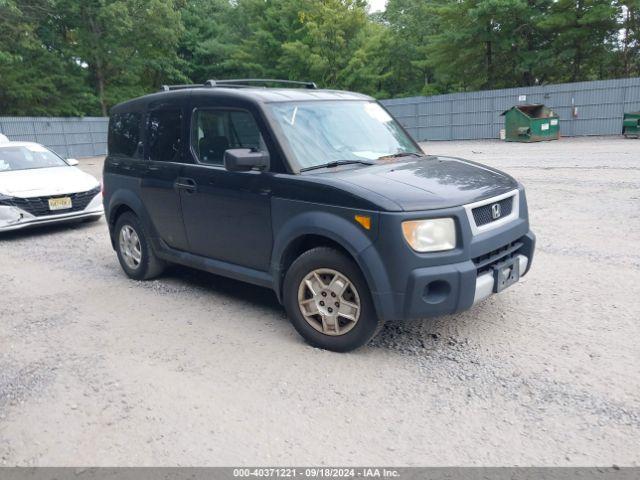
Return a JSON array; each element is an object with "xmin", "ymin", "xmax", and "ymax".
[{"xmin": 0, "ymin": 166, "xmax": 99, "ymax": 198}]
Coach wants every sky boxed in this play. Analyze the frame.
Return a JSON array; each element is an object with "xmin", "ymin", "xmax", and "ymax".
[{"xmin": 368, "ymin": 0, "xmax": 386, "ymax": 12}]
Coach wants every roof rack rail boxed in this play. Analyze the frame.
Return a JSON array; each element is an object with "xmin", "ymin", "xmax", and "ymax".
[
  {"xmin": 159, "ymin": 79, "xmax": 318, "ymax": 92},
  {"xmin": 159, "ymin": 84, "xmax": 201, "ymax": 91},
  {"xmin": 206, "ymin": 79, "xmax": 318, "ymax": 89}
]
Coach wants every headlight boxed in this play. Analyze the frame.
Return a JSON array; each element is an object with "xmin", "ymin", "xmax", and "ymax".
[{"xmin": 401, "ymin": 218, "xmax": 456, "ymax": 252}]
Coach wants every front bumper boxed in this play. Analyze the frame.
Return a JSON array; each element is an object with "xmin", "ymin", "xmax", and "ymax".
[
  {"xmin": 403, "ymin": 234, "xmax": 535, "ymax": 319},
  {"xmin": 473, "ymin": 253, "xmax": 528, "ymax": 304},
  {"xmin": 359, "ymin": 185, "xmax": 537, "ymax": 321},
  {"xmin": 0, "ymin": 194, "xmax": 103, "ymax": 232},
  {"xmin": 369, "ymin": 230, "xmax": 535, "ymax": 321}
]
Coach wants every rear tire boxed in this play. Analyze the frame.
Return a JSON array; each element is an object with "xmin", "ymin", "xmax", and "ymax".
[
  {"xmin": 283, "ymin": 247, "xmax": 384, "ymax": 352},
  {"xmin": 114, "ymin": 212, "xmax": 165, "ymax": 280}
]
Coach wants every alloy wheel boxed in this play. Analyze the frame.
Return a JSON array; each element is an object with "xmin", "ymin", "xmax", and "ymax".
[
  {"xmin": 297, "ymin": 268, "xmax": 361, "ymax": 336},
  {"xmin": 118, "ymin": 224, "xmax": 142, "ymax": 270}
]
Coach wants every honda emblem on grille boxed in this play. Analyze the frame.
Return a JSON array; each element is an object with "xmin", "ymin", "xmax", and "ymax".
[{"xmin": 491, "ymin": 203, "xmax": 501, "ymax": 219}]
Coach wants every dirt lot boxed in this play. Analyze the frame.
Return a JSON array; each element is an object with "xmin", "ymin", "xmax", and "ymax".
[{"xmin": 1, "ymin": 137, "xmax": 639, "ymax": 466}]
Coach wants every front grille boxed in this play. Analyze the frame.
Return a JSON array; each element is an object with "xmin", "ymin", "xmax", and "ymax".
[
  {"xmin": 473, "ymin": 240, "xmax": 523, "ymax": 275},
  {"xmin": 472, "ymin": 196, "xmax": 514, "ymax": 227},
  {"xmin": 2, "ymin": 187, "xmax": 100, "ymax": 217}
]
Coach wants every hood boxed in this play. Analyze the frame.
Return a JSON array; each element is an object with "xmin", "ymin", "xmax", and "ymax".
[
  {"xmin": 325, "ymin": 155, "xmax": 519, "ymax": 211},
  {"xmin": 0, "ymin": 166, "xmax": 99, "ymax": 198}
]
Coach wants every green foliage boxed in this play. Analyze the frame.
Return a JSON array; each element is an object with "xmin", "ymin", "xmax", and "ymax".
[
  {"xmin": 54, "ymin": 0, "xmax": 186, "ymax": 115},
  {"xmin": 539, "ymin": 0, "xmax": 619, "ymax": 82},
  {"xmin": 426, "ymin": 0, "xmax": 554, "ymax": 90},
  {"xmin": 619, "ymin": 0, "xmax": 640, "ymax": 76},
  {"xmin": 0, "ymin": 0, "xmax": 638, "ymax": 116},
  {"xmin": 277, "ymin": 0, "xmax": 369, "ymax": 86},
  {"xmin": 179, "ymin": 0, "xmax": 242, "ymax": 82},
  {"xmin": 0, "ymin": 0, "xmax": 97, "ymax": 115}
]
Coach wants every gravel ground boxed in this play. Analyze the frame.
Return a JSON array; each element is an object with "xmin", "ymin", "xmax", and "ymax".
[{"xmin": 0, "ymin": 137, "xmax": 639, "ymax": 466}]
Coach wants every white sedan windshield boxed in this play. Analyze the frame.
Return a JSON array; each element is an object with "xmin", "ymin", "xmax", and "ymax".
[
  {"xmin": 268, "ymin": 101, "xmax": 421, "ymax": 170},
  {"xmin": 0, "ymin": 145, "xmax": 67, "ymax": 172}
]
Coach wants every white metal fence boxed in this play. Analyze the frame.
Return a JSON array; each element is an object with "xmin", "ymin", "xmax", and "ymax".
[
  {"xmin": 0, "ymin": 117, "xmax": 108, "ymax": 158},
  {"xmin": 380, "ymin": 77, "xmax": 640, "ymax": 141}
]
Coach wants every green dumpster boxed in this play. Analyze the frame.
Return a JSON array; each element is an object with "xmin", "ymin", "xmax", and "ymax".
[
  {"xmin": 623, "ymin": 112, "xmax": 640, "ymax": 138},
  {"xmin": 501, "ymin": 104, "xmax": 560, "ymax": 142}
]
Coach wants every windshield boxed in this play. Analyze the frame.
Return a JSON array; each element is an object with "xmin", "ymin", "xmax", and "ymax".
[
  {"xmin": 267, "ymin": 101, "xmax": 422, "ymax": 170},
  {"xmin": 0, "ymin": 145, "xmax": 68, "ymax": 172}
]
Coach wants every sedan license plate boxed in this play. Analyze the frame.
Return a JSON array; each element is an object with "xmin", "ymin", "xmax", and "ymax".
[
  {"xmin": 48, "ymin": 197, "xmax": 72, "ymax": 211},
  {"xmin": 493, "ymin": 258, "xmax": 520, "ymax": 293}
]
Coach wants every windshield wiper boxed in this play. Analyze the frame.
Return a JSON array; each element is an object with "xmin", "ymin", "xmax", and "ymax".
[
  {"xmin": 378, "ymin": 152, "xmax": 423, "ymax": 160},
  {"xmin": 300, "ymin": 160, "xmax": 375, "ymax": 172}
]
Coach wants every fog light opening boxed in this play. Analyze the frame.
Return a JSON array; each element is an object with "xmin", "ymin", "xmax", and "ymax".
[{"xmin": 423, "ymin": 280, "xmax": 451, "ymax": 304}]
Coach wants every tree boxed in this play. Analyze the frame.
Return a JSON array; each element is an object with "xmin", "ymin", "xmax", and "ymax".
[
  {"xmin": 340, "ymin": 21, "xmax": 400, "ymax": 97},
  {"xmin": 0, "ymin": 0, "xmax": 96, "ymax": 115},
  {"xmin": 614, "ymin": 0, "xmax": 640, "ymax": 77},
  {"xmin": 425, "ymin": 0, "xmax": 549, "ymax": 91},
  {"xmin": 281, "ymin": 0, "xmax": 369, "ymax": 86},
  {"xmin": 539, "ymin": 0, "xmax": 619, "ymax": 82},
  {"xmin": 179, "ymin": 0, "xmax": 244, "ymax": 83},
  {"xmin": 54, "ymin": 0, "xmax": 186, "ymax": 115},
  {"xmin": 382, "ymin": 0, "xmax": 445, "ymax": 95},
  {"xmin": 219, "ymin": 0, "xmax": 370, "ymax": 87},
  {"xmin": 1, "ymin": 0, "xmax": 638, "ymax": 116}
]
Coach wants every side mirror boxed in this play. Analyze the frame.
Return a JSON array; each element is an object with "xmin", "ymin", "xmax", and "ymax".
[
  {"xmin": 224, "ymin": 148, "xmax": 269, "ymax": 172},
  {"xmin": 67, "ymin": 158, "xmax": 79, "ymax": 166}
]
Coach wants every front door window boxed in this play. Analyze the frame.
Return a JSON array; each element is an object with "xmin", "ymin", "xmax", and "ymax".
[{"xmin": 192, "ymin": 109, "xmax": 266, "ymax": 166}]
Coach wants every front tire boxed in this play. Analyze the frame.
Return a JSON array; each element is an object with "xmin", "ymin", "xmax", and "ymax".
[
  {"xmin": 283, "ymin": 247, "xmax": 384, "ymax": 352},
  {"xmin": 114, "ymin": 212, "xmax": 165, "ymax": 280}
]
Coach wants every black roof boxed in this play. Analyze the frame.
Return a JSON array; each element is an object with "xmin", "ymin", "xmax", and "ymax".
[{"xmin": 110, "ymin": 86, "xmax": 372, "ymax": 114}]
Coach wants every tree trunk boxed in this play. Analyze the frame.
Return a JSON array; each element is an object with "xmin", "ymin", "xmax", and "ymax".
[
  {"xmin": 485, "ymin": 22, "xmax": 493, "ymax": 88},
  {"xmin": 622, "ymin": 5, "xmax": 631, "ymax": 76},
  {"xmin": 96, "ymin": 59, "xmax": 107, "ymax": 117},
  {"xmin": 87, "ymin": 16, "xmax": 107, "ymax": 116},
  {"xmin": 571, "ymin": 0, "xmax": 583, "ymax": 82},
  {"xmin": 572, "ymin": 45, "xmax": 582, "ymax": 82},
  {"xmin": 523, "ymin": 0, "xmax": 536, "ymax": 86}
]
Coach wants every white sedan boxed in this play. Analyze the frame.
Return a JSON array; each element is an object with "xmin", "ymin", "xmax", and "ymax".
[{"xmin": 0, "ymin": 136, "xmax": 103, "ymax": 232}]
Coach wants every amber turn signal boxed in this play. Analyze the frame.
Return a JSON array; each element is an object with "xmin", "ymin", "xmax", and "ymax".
[{"xmin": 354, "ymin": 214, "xmax": 371, "ymax": 230}]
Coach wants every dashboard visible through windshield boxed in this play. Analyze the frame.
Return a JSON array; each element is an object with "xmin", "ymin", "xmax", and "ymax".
[{"xmin": 267, "ymin": 100, "xmax": 422, "ymax": 171}]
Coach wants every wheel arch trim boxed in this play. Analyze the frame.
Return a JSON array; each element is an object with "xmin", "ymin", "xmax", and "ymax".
[
  {"xmin": 106, "ymin": 189, "xmax": 156, "ymax": 248},
  {"xmin": 271, "ymin": 211, "xmax": 393, "ymax": 318}
]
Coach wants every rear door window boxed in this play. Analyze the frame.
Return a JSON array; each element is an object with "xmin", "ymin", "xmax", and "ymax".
[
  {"xmin": 109, "ymin": 112, "xmax": 141, "ymax": 157},
  {"xmin": 191, "ymin": 109, "xmax": 265, "ymax": 165},
  {"xmin": 146, "ymin": 109, "xmax": 183, "ymax": 163}
]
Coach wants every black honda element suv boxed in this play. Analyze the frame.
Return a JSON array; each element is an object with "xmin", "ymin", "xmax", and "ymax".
[{"xmin": 103, "ymin": 79, "xmax": 535, "ymax": 352}]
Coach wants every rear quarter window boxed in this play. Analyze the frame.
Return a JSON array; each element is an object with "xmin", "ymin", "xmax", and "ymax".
[{"xmin": 109, "ymin": 113, "xmax": 141, "ymax": 157}]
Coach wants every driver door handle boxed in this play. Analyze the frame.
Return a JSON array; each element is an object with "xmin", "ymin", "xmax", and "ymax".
[{"xmin": 175, "ymin": 177, "xmax": 197, "ymax": 193}]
